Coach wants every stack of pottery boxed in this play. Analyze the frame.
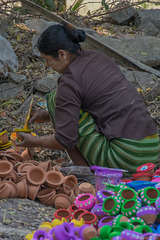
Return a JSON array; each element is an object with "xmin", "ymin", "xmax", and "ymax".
[
  {"xmin": 0, "ymin": 149, "xmax": 79, "ymax": 208},
  {"xmin": 0, "ymin": 130, "xmax": 12, "ymax": 150},
  {"xmin": 132, "ymin": 163, "xmax": 155, "ymax": 181}
]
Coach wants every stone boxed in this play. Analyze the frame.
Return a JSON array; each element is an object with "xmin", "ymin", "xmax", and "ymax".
[
  {"xmin": 9, "ymin": 72, "xmax": 26, "ymax": 84},
  {"xmin": 105, "ymin": 6, "xmax": 136, "ymax": 25},
  {"xmin": 34, "ymin": 74, "xmax": 59, "ymax": 93},
  {"xmin": 0, "ymin": 83, "xmax": 19, "ymax": 99}
]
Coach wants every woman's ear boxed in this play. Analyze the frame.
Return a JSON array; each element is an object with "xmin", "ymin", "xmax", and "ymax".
[{"xmin": 58, "ymin": 49, "xmax": 67, "ymax": 62}]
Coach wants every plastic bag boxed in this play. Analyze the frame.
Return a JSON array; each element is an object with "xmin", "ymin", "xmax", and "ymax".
[{"xmin": 0, "ymin": 35, "xmax": 19, "ymax": 76}]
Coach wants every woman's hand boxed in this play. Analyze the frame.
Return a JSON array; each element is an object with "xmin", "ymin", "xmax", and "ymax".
[
  {"xmin": 16, "ymin": 133, "xmax": 37, "ymax": 148},
  {"xmin": 16, "ymin": 133, "xmax": 66, "ymax": 151},
  {"xmin": 29, "ymin": 109, "xmax": 50, "ymax": 123}
]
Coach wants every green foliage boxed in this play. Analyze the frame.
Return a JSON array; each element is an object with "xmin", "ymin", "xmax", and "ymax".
[
  {"xmin": 101, "ymin": 0, "xmax": 109, "ymax": 10},
  {"xmin": 31, "ymin": 0, "xmax": 64, "ymax": 12},
  {"xmin": 71, "ymin": 0, "xmax": 84, "ymax": 11}
]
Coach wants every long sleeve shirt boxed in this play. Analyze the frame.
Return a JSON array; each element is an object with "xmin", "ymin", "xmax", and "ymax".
[{"xmin": 54, "ymin": 50, "xmax": 157, "ymax": 149}]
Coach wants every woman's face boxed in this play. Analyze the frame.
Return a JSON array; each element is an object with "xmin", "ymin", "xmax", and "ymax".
[{"xmin": 41, "ymin": 50, "xmax": 74, "ymax": 74}]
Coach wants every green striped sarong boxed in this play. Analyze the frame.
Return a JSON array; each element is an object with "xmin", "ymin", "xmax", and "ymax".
[{"xmin": 46, "ymin": 92, "xmax": 160, "ymax": 176}]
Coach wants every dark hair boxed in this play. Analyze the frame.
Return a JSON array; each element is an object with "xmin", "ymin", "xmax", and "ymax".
[{"xmin": 37, "ymin": 22, "xmax": 86, "ymax": 58}]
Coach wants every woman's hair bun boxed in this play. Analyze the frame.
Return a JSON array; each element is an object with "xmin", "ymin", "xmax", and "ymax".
[{"xmin": 62, "ymin": 22, "xmax": 86, "ymax": 43}]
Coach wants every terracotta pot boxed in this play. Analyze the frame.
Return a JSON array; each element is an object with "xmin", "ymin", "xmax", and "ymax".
[
  {"xmin": 17, "ymin": 162, "xmax": 35, "ymax": 173},
  {"xmin": 79, "ymin": 225, "xmax": 97, "ymax": 240},
  {"xmin": 72, "ymin": 209, "xmax": 88, "ymax": 220},
  {"xmin": 37, "ymin": 188, "xmax": 56, "ymax": 203},
  {"xmin": 3, "ymin": 170, "xmax": 18, "ymax": 183},
  {"xmin": 136, "ymin": 206, "xmax": 157, "ymax": 225},
  {"xmin": 17, "ymin": 173, "xmax": 27, "ymax": 183},
  {"xmin": 0, "ymin": 182, "xmax": 10, "ymax": 199},
  {"xmin": 68, "ymin": 204, "xmax": 79, "ymax": 213},
  {"xmin": 0, "ymin": 160, "xmax": 13, "ymax": 177},
  {"xmin": 53, "ymin": 209, "xmax": 72, "ymax": 222},
  {"xmin": 42, "ymin": 190, "xmax": 56, "ymax": 207},
  {"xmin": 136, "ymin": 163, "xmax": 155, "ymax": 175},
  {"xmin": 0, "ymin": 152, "xmax": 16, "ymax": 161},
  {"xmin": 78, "ymin": 212, "xmax": 98, "ymax": 228},
  {"xmin": 4, "ymin": 180, "xmax": 18, "ymax": 198},
  {"xmin": 6, "ymin": 149, "xmax": 24, "ymax": 162},
  {"xmin": 132, "ymin": 173, "xmax": 152, "ymax": 181},
  {"xmin": 63, "ymin": 175, "xmax": 77, "ymax": 194},
  {"xmin": 54, "ymin": 194, "xmax": 72, "ymax": 209},
  {"xmin": 78, "ymin": 182, "xmax": 96, "ymax": 195},
  {"xmin": 17, "ymin": 179, "xmax": 28, "ymax": 198},
  {"xmin": 27, "ymin": 183, "xmax": 40, "ymax": 201},
  {"xmin": 39, "ymin": 160, "xmax": 52, "ymax": 172},
  {"xmin": 26, "ymin": 160, "xmax": 39, "ymax": 166},
  {"xmin": 46, "ymin": 170, "xmax": 64, "ymax": 189},
  {"xmin": 26, "ymin": 166, "xmax": 46, "ymax": 186},
  {"xmin": 0, "ymin": 130, "xmax": 9, "ymax": 145},
  {"xmin": 52, "ymin": 166, "xmax": 61, "ymax": 172},
  {"xmin": 21, "ymin": 148, "xmax": 33, "ymax": 161}
]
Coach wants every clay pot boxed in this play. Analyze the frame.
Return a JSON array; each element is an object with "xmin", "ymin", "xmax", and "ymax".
[
  {"xmin": 54, "ymin": 194, "xmax": 73, "ymax": 209},
  {"xmin": 26, "ymin": 166, "xmax": 46, "ymax": 186},
  {"xmin": 39, "ymin": 160, "xmax": 52, "ymax": 172},
  {"xmin": 26, "ymin": 160, "xmax": 39, "ymax": 166},
  {"xmin": 0, "ymin": 160, "xmax": 13, "ymax": 177},
  {"xmin": 0, "ymin": 182, "xmax": 10, "ymax": 199},
  {"xmin": 0, "ymin": 152, "xmax": 15, "ymax": 161},
  {"xmin": 17, "ymin": 173, "xmax": 27, "ymax": 183},
  {"xmin": 16, "ymin": 179, "xmax": 28, "ymax": 198},
  {"xmin": 17, "ymin": 162, "xmax": 35, "ymax": 173},
  {"xmin": 132, "ymin": 173, "xmax": 152, "ymax": 181},
  {"xmin": 63, "ymin": 175, "xmax": 77, "ymax": 194},
  {"xmin": 68, "ymin": 204, "xmax": 79, "ymax": 213},
  {"xmin": 78, "ymin": 212, "xmax": 98, "ymax": 228},
  {"xmin": 72, "ymin": 209, "xmax": 88, "ymax": 220},
  {"xmin": 21, "ymin": 148, "xmax": 33, "ymax": 161},
  {"xmin": 42, "ymin": 190, "xmax": 56, "ymax": 207},
  {"xmin": 27, "ymin": 183, "xmax": 40, "ymax": 201},
  {"xmin": 6, "ymin": 149, "xmax": 24, "ymax": 162},
  {"xmin": 52, "ymin": 165, "xmax": 61, "ymax": 172},
  {"xmin": 78, "ymin": 182, "xmax": 96, "ymax": 195},
  {"xmin": 136, "ymin": 206, "xmax": 157, "ymax": 225},
  {"xmin": 0, "ymin": 130, "xmax": 9, "ymax": 145},
  {"xmin": 46, "ymin": 170, "xmax": 64, "ymax": 189},
  {"xmin": 4, "ymin": 180, "xmax": 18, "ymax": 198},
  {"xmin": 79, "ymin": 225, "xmax": 97, "ymax": 240},
  {"xmin": 3, "ymin": 170, "xmax": 18, "ymax": 183},
  {"xmin": 53, "ymin": 209, "xmax": 72, "ymax": 221},
  {"xmin": 136, "ymin": 163, "xmax": 155, "ymax": 175},
  {"xmin": 37, "ymin": 188, "xmax": 56, "ymax": 204}
]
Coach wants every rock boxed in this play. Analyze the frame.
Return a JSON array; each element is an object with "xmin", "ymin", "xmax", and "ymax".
[
  {"xmin": 14, "ymin": 94, "xmax": 33, "ymax": 115},
  {"xmin": 99, "ymin": 35, "xmax": 160, "ymax": 67},
  {"xmin": 123, "ymin": 70, "xmax": 159, "ymax": 89},
  {"xmin": 105, "ymin": 6, "xmax": 136, "ymax": 25},
  {"xmin": 137, "ymin": 20, "xmax": 160, "ymax": 37},
  {"xmin": 134, "ymin": 9, "xmax": 160, "ymax": 31},
  {"xmin": 34, "ymin": 74, "xmax": 59, "ymax": 93},
  {"xmin": 9, "ymin": 72, "xmax": 26, "ymax": 84},
  {"xmin": 0, "ymin": 83, "xmax": 19, "ymax": 99}
]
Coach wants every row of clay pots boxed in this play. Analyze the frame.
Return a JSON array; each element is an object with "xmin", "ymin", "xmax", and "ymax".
[{"xmin": 0, "ymin": 149, "xmax": 95, "ymax": 209}]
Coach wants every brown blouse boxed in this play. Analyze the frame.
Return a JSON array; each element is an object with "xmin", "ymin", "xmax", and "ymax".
[{"xmin": 54, "ymin": 50, "xmax": 157, "ymax": 149}]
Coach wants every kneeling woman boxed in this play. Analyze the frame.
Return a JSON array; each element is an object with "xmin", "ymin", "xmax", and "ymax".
[{"xmin": 17, "ymin": 23, "xmax": 159, "ymax": 175}]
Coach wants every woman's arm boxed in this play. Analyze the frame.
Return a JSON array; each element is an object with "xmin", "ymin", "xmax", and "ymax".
[{"xmin": 16, "ymin": 133, "xmax": 66, "ymax": 151}]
